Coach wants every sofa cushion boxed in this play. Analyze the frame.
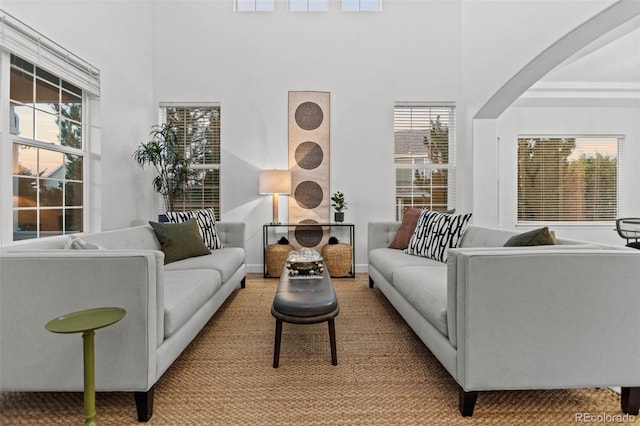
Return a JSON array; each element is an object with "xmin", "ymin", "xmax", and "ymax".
[
  {"xmin": 164, "ymin": 247, "xmax": 245, "ymax": 282},
  {"xmin": 165, "ymin": 208, "xmax": 223, "ymax": 250},
  {"xmin": 458, "ymin": 225, "xmax": 518, "ymax": 248},
  {"xmin": 149, "ymin": 219, "xmax": 211, "ymax": 264},
  {"xmin": 163, "ymin": 269, "xmax": 222, "ymax": 338},
  {"xmin": 405, "ymin": 210, "xmax": 472, "ymax": 262},
  {"xmin": 504, "ymin": 227, "xmax": 556, "ymax": 247},
  {"xmin": 388, "ymin": 207, "xmax": 422, "ymax": 250},
  {"xmin": 369, "ymin": 247, "xmax": 442, "ymax": 284},
  {"xmin": 392, "ymin": 266, "xmax": 449, "ymax": 336}
]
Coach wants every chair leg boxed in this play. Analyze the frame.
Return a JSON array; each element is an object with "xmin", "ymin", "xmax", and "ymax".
[
  {"xmin": 328, "ymin": 318, "xmax": 337, "ymax": 366},
  {"xmin": 134, "ymin": 386, "xmax": 154, "ymax": 422},
  {"xmin": 458, "ymin": 386, "xmax": 478, "ymax": 417},
  {"xmin": 622, "ymin": 387, "xmax": 640, "ymax": 415},
  {"xmin": 273, "ymin": 319, "xmax": 282, "ymax": 368}
]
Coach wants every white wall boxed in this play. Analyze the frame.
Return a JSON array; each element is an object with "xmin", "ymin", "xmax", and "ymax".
[
  {"xmin": 151, "ymin": 0, "xmax": 465, "ymax": 271},
  {"xmin": 0, "ymin": 0, "xmax": 632, "ymax": 268},
  {"xmin": 0, "ymin": 0, "xmax": 157, "ymax": 231}
]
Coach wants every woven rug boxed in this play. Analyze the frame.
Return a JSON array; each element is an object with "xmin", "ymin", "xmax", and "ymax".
[{"xmin": 0, "ymin": 275, "xmax": 623, "ymax": 425}]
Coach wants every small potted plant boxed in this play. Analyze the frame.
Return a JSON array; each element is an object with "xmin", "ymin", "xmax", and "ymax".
[{"xmin": 330, "ymin": 191, "xmax": 347, "ymax": 223}]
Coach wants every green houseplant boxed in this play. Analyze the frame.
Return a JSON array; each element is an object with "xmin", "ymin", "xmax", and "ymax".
[
  {"xmin": 330, "ymin": 191, "xmax": 348, "ymax": 223},
  {"xmin": 133, "ymin": 123, "xmax": 198, "ymax": 213}
]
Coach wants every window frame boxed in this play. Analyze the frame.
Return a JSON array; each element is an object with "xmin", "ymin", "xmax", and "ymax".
[
  {"xmin": 0, "ymin": 49, "xmax": 91, "ymax": 245},
  {"xmin": 342, "ymin": 0, "xmax": 381, "ymax": 12},
  {"xmin": 516, "ymin": 134, "xmax": 623, "ymax": 226},
  {"xmin": 0, "ymin": 10, "xmax": 99, "ymax": 245},
  {"xmin": 159, "ymin": 103, "xmax": 222, "ymax": 219},
  {"xmin": 394, "ymin": 102, "xmax": 457, "ymax": 221}
]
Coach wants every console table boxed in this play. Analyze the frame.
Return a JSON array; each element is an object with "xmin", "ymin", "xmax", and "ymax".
[{"xmin": 263, "ymin": 223, "xmax": 355, "ymax": 278}]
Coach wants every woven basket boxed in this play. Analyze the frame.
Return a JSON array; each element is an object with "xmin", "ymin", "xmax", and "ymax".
[
  {"xmin": 321, "ymin": 243, "xmax": 352, "ymax": 277},
  {"xmin": 265, "ymin": 243, "xmax": 294, "ymax": 277}
]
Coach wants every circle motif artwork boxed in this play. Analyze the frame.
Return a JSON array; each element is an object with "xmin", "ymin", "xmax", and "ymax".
[
  {"xmin": 295, "ymin": 141, "xmax": 324, "ymax": 170},
  {"xmin": 295, "ymin": 219, "xmax": 323, "ymax": 247},
  {"xmin": 294, "ymin": 102, "xmax": 324, "ymax": 131},
  {"xmin": 294, "ymin": 181, "xmax": 323, "ymax": 209}
]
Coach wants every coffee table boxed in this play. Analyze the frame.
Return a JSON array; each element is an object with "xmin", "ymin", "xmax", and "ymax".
[{"xmin": 271, "ymin": 263, "xmax": 339, "ymax": 368}]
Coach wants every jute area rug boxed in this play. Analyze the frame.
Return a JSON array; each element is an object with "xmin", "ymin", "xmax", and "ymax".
[{"xmin": 0, "ymin": 274, "xmax": 623, "ymax": 425}]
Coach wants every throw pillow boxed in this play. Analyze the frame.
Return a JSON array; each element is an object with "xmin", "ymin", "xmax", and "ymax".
[
  {"xmin": 149, "ymin": 219, "xmax": 211, "ymax": 264},
  {"xmin": 63, "ymin": 237, "xmax": 104, "ymax": 250},
  {"xmin": 405, "ymin": 210, "xmax": 472, "ymax": 263},
  {"xmin": 503, "ymin": 227, "xmax": 556, "ymax": 247},
  {"xmin": 165, "ymin": 208, "xmax": 223, "ymax": 250},
  {"xmin": 388, "ymin": 207, "xmax": 422, "ymax": 250}
]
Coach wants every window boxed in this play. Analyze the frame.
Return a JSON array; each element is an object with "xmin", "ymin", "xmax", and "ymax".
[
  {"xmin": 11, "ymin": 55, "xmax": 84, "ymax": 240},
  {"xmin": 517, "ymin": 136, "xmax": 621, "ymax": 222},
  {"xmin": 394, "ymin": 104, "xmax": 456, "ymax": 220},
  {"xmin": 236, "ymin": 0, "xmax": 274, "ymax": 11},
  {"xmin": 159, "ymin": 105, "xmax": 221, "ymax": 219},
  {"xmin": 289, "ymin": 0, "xmax": 327, "ymax": 12},
  {"xmin": 342, "ymin": 0, "xmax": 381, "ymax": 12}
]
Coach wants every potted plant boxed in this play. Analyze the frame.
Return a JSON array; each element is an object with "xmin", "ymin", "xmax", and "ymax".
[
  {"xmin": 133, "ymin": 123, "xmax": 199, "ymax": 214},
  {"xmin": 330, "ymin": 191, "xmax": 348, "ymax": 223}
]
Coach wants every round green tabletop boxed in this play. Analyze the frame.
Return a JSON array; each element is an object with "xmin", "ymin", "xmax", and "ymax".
[{"xmin": 45, "ymin": 307, "xmax": 126, "ymax": 334}]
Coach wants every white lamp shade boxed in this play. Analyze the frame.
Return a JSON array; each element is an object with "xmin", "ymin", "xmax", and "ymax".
[{"xmin": 259, "ymin": 170, "xmax": 291, "ymax": 194}]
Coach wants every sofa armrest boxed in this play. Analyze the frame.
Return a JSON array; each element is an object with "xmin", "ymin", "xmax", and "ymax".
[
  {"xmin": 216, "ymin": 222, "xmax": 245, "ymax": 249},
  {"xmin": 0, "ymin": 250, "xmax": 163, "ymax": 392},
  {"xmin": 368, "ymin": 222, "xmax": 401, "ymax": 252},
  {"xmin": 449, "ymin": 248, "xmax": 640, "ymax": 390}
]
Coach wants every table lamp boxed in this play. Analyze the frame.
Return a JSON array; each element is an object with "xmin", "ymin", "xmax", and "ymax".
[{"xmin": 259, "ymin": 169, "xmax": 291, "ymax": 224}]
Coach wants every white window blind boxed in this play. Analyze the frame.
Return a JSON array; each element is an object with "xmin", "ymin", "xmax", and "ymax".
[
  {"xmin": 394, "ymin": 103, "xmax": 456, "ymax": 220},
  {"xmin": 0, "ymin": 10, "xmax": 100, "ymax": 95},
  {"xmin": 517, "ymin": 136, "xmax": 621, "ymax": 222},
  {"xmin": 159, "ymin": 105, "xmax": 221, "ymax": 219}
]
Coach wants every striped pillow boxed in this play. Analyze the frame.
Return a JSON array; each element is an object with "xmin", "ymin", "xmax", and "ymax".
[
  {"xmin": 165, "ymin": 208, "xmax": 223, "ymax": 250},
  {"xmin": 405, "ymin": 210, "xmax": 472, "ymax": 263}
]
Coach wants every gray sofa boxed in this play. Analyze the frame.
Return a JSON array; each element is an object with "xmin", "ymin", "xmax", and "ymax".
[
  {"xmin": 368, "ymin": 222, "xmax": 640, "ymax": 416},
  {"xmin": 0, "ymin": 223, "xmax": 246, "ymax": 421}
]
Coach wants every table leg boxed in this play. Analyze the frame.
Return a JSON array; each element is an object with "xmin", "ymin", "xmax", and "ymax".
[
  {"xmin": 273, "ymin": 319, "xmax": 282, "ymax": 368},
  {"xmin": 82, "ymin": 330, "xmax": 98, "ymax": 426},
  {"xmin": 328, "ymin": 318, "xmax": 337, "ymax": 366}
]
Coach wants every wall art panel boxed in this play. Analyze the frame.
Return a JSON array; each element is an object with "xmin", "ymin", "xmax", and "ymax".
[{"xmin": 288, "ymin": 91, "xmax": 330, "ymax": 250}]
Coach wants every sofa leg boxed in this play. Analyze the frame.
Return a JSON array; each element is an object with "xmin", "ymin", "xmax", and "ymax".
[
  {"xmin": 368, "ymin": 277, "xmax": 374, "ymax": 288},
  {"xmin": 134, "ymin": 387, "xmax": 154, "ymax": 422},
  {"xmin": 240, "ymin": 277, "xmax": 246, "ymax": 289},
  {"xmin": 458, "ymin": 386, "xmax": 478, "ymax": 417},
  {"xmin": 621, "ymin": 387, "xmax": 640, "ymax": 415}
]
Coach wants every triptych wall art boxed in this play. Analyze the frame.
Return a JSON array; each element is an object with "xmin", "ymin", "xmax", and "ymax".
[{"xmin": 288, "ymin": 91, "xmax": 330, "ymax": 250}]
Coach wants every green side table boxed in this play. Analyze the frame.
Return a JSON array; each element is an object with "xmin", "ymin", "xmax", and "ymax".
[{"xmin": 46, "ymin": 307, "xmax": 126, "ymax": 426}]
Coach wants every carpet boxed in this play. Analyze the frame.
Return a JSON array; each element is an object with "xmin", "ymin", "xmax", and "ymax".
[{"xmin": 0, "ymin": 275, "xmax": 624, "ymax": 425}]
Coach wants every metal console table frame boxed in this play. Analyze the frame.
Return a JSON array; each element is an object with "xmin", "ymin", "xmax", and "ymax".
[{"xmin": 263, "ymin": 223, "xmax": 355, "ymax": 278}]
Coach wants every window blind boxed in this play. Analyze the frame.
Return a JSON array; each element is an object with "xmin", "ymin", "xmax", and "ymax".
[
  {"xmin": 517, "ymin": 136, "xmax": 620, "ymax": 222},
  {"xmin": 159, "ymin": 104, "xmax": 221, "ymax": 219},
  {"xmin": 394, "ymin": 103, "xmax": 456, "ymax": 220},
  {"xmin": 0, "ymin": 10, "xmax": 100, "ymax": 95}
]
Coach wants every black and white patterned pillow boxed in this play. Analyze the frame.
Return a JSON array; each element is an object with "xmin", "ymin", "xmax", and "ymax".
[
  {"xmin": 405, "ymin": 210, "xmax": 472, "ymax": 263},
  {"xmin": 165, "ymin": 208, "xmax": 223, "ymax": 250}
]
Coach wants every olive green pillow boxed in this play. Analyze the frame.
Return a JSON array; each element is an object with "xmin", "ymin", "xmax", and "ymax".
[
  {"xmin": 503, "ymin": 227, "xmax": 557, "ymax": 247},
  {"xmin": 149, "ymin": 219, "xmax": 211, "ymax": 264}
]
